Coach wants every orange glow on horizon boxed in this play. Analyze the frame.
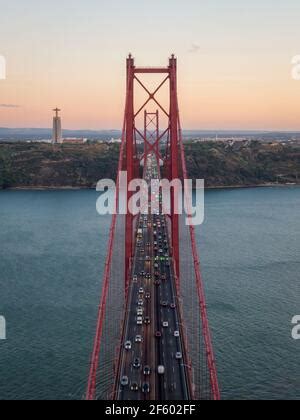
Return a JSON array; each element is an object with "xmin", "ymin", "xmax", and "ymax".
[{"xmin": 1, "ymin": 0, "xmax": 300, "ymax": 131}]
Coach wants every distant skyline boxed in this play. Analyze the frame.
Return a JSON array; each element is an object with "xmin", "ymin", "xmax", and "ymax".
[{"xmin": 1, "ymin": 0, "xmax": 300, "ymax": 130}]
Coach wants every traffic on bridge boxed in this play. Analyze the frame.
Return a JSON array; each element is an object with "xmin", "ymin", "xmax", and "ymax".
[{"xmin": 116, "ymin": 154, "xmax": 191, "ymax": 400}]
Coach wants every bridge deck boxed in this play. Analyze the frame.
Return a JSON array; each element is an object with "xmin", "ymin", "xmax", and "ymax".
[{"xmin": 115, "ymin": 154, "xmax": 191, "ymax": 400}]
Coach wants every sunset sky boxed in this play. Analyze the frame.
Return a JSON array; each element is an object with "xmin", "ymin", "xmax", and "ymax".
[{"xmin": 1, "ymin": 0, "xmax": 300, "ymax": 130}]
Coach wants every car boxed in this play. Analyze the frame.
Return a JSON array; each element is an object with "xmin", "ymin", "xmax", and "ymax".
[
  {"xmin": 137, "ymin": 308, "xmax": 143, "ymax": 316},
  {"xmin": 154, "ymin": 280, "xmax": 161, "ymax": 287},
  {"xmin": 176, "ymin": 352, "xmax": 183, "ymax": 360},
  {"xmin": 155, "ymin": 331, "xmax": 162, "ymax": 338},
  {"xmin": 174, "ymin": 331, "xmax": 180, "ymax": 337},
  {"xmin": 146, "ymin": 273, "xmax": 151, "ymax": 279},
  {"xmin": 158, "ymin": 365, "xmax": 165, "ymax": 375},
  {"xmin": 133, "ymin": 358, "xmax": 141, "ymax": 369},
  {"xmin": 135, "ymin": 335, "xmax": 143, "ymax": 343},
  {"xmin": 121, "ymin": 376, "xmax": 129, "ymax": 386},
  {"xmin": 161, "ymin": 301, "xmax": 168, "ymax": 307},
  {"xmin": 133, "ymin": 275, "xmax": 138, "ymax": 282},
  {"xmin": 144, "ymin": 366, "xmax": 151, "ymax": 376},
  {"xmin": 144, "ymin": 316, "xmax": 151, "ymax": 325},
  {"xmin": 162, "ymin": 322, "xmax": 169, "ymax": 328},
  {"xmin": 139, "ymin": 288, "xmax": 144, "ymax": 295},
  {"xmin": 142, "ymin": 383, "xmax": 150, "ymax": 394},
  {"xmin": 124, "ymin": 341, "xmax": 132, "ymax": 350},
  {"xmin": 145, "ymin": 292, "xmax": 151, "ymax": 299},
  {"xmin": 154, "ymin": 263, "xmax": 159, "ymax": 269},
  {"xmin": 138, "ymin": 299, "xmax": 144, "ymax": 306},
  {"xmin": 137, "ymin": 317, "xmax": 143, "ymax": 325},
  {"xmin": 161, "ymin": 274, "xmax": 167, "ymax": 281},
  {"xmin": 170, "ymin": 303, "xmax": 176, "ymax": 309},
  {"xmin": 130, "ymin": 382, "xmax": 139, "ymax": 392}
]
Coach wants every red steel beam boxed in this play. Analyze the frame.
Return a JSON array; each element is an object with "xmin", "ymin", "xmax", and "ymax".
[
  {"xmin": 125, "ymin": 55, "xmax": 135, "ymax": 294},
  {"xmin": 134, "ymin": 68, "xmax": 170, "ymax": 74},
  {"xmin": 169, "ymin": 55, "xmax": 180, "ymax": 281},
  {"xmin": 86, "ymin": 100, "xmax": 127, "ymax": 401},
  {"xmin": 143, "ymin": 110, "xmax": 161, "ymax": 164}
]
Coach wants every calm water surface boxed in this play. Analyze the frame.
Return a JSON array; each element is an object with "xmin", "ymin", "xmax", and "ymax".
[{"xmin": 0, "ymin": 187, "xmax": 299, "ymax": 400}]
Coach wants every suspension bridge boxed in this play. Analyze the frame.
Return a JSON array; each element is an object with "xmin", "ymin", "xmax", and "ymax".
[{"xmin": 86, "ymin": 55, "xmax": 220, "ymax": 401}]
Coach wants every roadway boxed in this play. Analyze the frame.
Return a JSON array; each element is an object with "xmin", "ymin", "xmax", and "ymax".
[{"xmin": 116, "ymin": 154, "xmax": 191, "ymax": 400}]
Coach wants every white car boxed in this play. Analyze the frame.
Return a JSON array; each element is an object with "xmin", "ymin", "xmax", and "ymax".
[
  {"xmin": 121, "ymin": 376, "xmax": 129, "ymax": 386},
  {"xmin": 138, "ymin": 299, "xmax": 144, "ymax": 307},
  {"xmin": 158, "ymin": 365, "xmax": 165, "ymax": 375},
  {"xmin": 176, "ymin": 352, "xmax": 183, "ymax": 360},
  {"xmin": 124, "ymin": 341, "xmax": 132, "ymax": 350},
  {"xmin": 135, "ymin": 335, "xmax": 143, "ymax": 343},
  {"xmin": 174, "ymin": 331, "xmax": 180, "ymax": 337},
  {"xmin": 137, "ymin": 308, "xmax": 143, "ymax": 316},
  {"xmin": 162, "ymin": 322, "xmax": 169, "ymax": 328},
  {"xmin": 139, "ymin": 288, "xmax": 144, "ymax": 295},
  {"xmin": 137, "ymin": 317, "xmax": 143, "ymax": 325}
]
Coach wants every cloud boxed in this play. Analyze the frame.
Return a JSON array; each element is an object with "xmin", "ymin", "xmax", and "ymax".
[
  {"xmin": 188, "ymin": 43, "xmax": 201, "ymax": 54},
  {"xmin": 0, "ymin": 104, "xmax": 20, "ymax": 108}
]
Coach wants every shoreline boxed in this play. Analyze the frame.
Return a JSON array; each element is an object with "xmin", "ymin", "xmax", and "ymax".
[
  {"xmin": 1, "ymin": 183, "xmax": 299, "ymax": 192},
  {"xmin": 205, "ymin": 182, "xmax": 300, "ymax": 190}
]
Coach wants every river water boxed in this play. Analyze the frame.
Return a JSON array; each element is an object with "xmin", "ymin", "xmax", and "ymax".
[{"xmin": 0, "ymin": 187, "xmax": 299, "ymax": 400}]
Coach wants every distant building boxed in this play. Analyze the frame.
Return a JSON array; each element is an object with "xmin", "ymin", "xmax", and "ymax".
[
  {"xmin": 52, "ymin": 108, "xmax": 62, "ymax": 144},
  {"xmin": 107, "ymin": 138, "xmax": 122, "ymax": 144}
]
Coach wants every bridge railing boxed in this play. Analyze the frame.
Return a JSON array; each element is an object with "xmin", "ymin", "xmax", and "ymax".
[
  {"xmin": 86, "ymin": 97, "xmax": 128, "ymax": 400},
  {"xmin": 178, "ymin": 110, "xmax": 220, "ymax": 400}
]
